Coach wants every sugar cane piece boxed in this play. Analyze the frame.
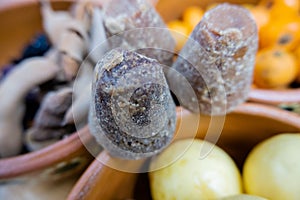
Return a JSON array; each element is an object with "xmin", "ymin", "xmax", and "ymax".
[
  {"xmin": 168, "ymin": 3, "xmax": 258, "ymax": 115},
  {"xmin": 89, "ymin": 49, "xmax": 176, "ymax": 159},
  {"xmin": 0, "ymin": 57, "xmax": 60, "ymax": 157},
  {"xmin": 103, "ymin": 0, "xmax": 175, "ymax": 65}
]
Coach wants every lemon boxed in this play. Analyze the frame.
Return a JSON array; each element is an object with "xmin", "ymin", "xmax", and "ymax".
[
  {"xmin": 219, "ymin": 194, "xmax": 268, "ymax": 200},
  {"xmin": 243, "ymin": 134, "xmax": 300, "ymax": 200},
  {"xmin": 149, "ymin": 139, "xmax": 242, "ymax": 200}
]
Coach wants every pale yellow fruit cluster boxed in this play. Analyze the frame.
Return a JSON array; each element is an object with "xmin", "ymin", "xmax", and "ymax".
[
  {"xmin": 149, "ymin": 133, "xmax": 300, "ymax": 200},
  {"xmin": 149, "ymin": 139, "xmax": 242, "ymax": 200}
]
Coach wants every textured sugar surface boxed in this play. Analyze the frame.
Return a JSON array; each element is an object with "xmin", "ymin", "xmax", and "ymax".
[
  {"xmin": 169, "ymin": 3, "xmax": 258, "ymax": 115},
  {"xmin": 90, "ymin": 49, "xmax": 176, "ymax": 159}
]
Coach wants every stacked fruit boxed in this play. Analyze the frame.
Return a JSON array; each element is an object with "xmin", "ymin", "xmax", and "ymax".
[
  {"xmin": 167, "ymin": 0, "xmax": 300, "ymax": 89},
  {"xmin": 149, "ymin": 134, "xmax": 300, "ymax": 200}
]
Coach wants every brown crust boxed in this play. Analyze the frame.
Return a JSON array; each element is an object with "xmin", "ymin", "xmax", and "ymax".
[
  {"xmin": 89, "ymin": 49, "xmax": 176, "ymax": 159},
  {"xmin": 168, "ymin": 3, "xmax": 258, "ymax": 115},
  {"xmin": 103, "ymin": 0, "xmax": 175, "ymax": 66}
]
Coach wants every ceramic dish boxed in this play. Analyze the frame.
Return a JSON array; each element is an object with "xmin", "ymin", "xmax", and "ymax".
[
  {"xmin": 0, "ymin": 0, "xmax": 93, "ymax": 185},
  {"xmin": 67, "ymin": 103, "xmax": 300, "ymax": 200}
]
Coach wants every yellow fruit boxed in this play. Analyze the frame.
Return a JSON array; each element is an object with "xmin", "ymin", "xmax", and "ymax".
[
  {"xmin": 243, "ymin": 134, "xmax": 300, "ymax": 200},
  {"xmin": 167, "ymin": 20, "xmax": 190, "ymax": 52},
  {"xmin": 149, "ymin": 139, "xmax": 242, "ymax": 200},
  {"xmin": 254, "ymin": 48, "xmax": 298, "ymax": 88},
  {"xmin": 182, "ymin": 6, "xmax": 204, "ymax": 32},
  {"xmin": 219, "ymin": 194, "xmax": 268, "ymax": 200}
]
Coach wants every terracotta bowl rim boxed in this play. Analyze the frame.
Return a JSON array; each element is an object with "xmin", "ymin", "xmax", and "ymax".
[
  {"xmin": 67, "ymin": 102, "xmax": 300, "ymax": 200},
  {"xmin": 1, "ymin": 102, "xmax": 300, "ymax": 179},
  {"xmin": 249, "ymin": 87, "xmax": 300, "ymax": 104},
  {"xmin": 0, "ymin": 126, "xmax": 92, "ymax": 179}
]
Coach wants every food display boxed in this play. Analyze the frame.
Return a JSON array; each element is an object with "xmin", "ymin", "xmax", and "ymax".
[
  {"xmin": 168, "ymin": 0, "xmax": 300, "ymax": 90},
  {"xmin": 1, "ymin": 0, "xmax": 300, "ymax": 199}
]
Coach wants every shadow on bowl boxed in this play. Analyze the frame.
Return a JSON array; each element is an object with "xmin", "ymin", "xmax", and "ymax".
[{"xmin": 67, "ymin": 103, "xmax": 300, "ymax": 200}]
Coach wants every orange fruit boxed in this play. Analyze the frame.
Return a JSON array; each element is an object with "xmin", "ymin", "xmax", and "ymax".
[
  {"xmin": 254, "ymin": 48, "xmax": 298, "ymax": 88},
  {"xmin": 249, "ymin": 6, "xmax": 270, "ymax": 31},
  {"xmin": 259, "ymin": 0, "xmax": 299, "ymax": 18},
  {"xmin": 167, "ymin": 20, "xmax": 190, "ymax": 52},
  {"xmin": 205, "ymin": 3, "xmax": 219, "ymax": 11},
  {"xmin": 182, "ymin": 6, "xmax": 204, "ymax": 32},
  {"xmin": 294, "ymin": 46, "xmax": 300, "ymax": 82},
  {"xmin": 241, "ymin": 3, "xmax": 255, "ymax": 10},
  {"xmin": 259, "ymin": 17, "xmax": 300, "ymax": 51}
]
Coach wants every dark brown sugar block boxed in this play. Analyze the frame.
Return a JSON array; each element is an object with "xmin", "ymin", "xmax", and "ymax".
[
  {"xmin": 103, "ymin": 0, "xmax": 175, "ymax": 65},
  {"xmin": 89, "ymin": 49, "xmax": 176, "ymax": 160},
  {"xmin": 168, "ymin": 3, "xmax": 258, "ymax": 115}
]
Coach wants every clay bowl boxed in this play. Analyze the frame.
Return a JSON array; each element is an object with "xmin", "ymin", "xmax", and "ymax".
[
  {"xmin": 248, "ymin": 88, "xmax": 300, "ymax": 105},
  {"xmin": 0, "ymin": 0, "xmax": 94, "ymax": 182},
  {"xmin": 0, "ymin": 0, "xmax": 156, "ymax": 185},
  {"xmin": 67, "ymin": 102, "xmax": 300, "ymax": 200},
  {"xmin": 0, "ymin": 0, "xmax": 156, "ymax": 183},
  {"xmin": 0, "ymin": 0, "xmax": 299, "ymax": 198}
]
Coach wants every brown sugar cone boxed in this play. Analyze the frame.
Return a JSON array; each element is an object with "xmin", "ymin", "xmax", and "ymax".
[
  {"xmin": 103, "ymin": 0, "xmax": 175, "ymax": 66},
  {"xmin": 89, "ymin": 49, "xmax": 176, "ymax": 160},
  {"xmin": 168, "ymin": 3, "xmax": 258, "ymax": 115}
]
